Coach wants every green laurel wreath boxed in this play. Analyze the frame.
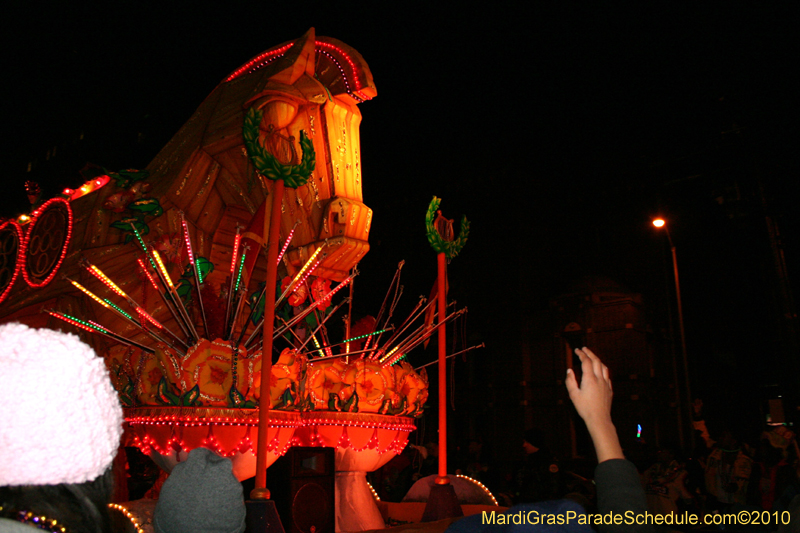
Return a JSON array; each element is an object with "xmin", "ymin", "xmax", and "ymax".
[
  {"xmin": 425, "ymin": 196, "xmax": 469, "ymax": 260},
  {"xmin": 243, "ymin": 107, "xmax": 315, "ymax": 189}
]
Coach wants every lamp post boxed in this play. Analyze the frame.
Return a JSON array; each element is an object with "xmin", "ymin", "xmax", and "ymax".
[{"xmin": 653, "ymin": 218, "xmax": 695, "ymax": 450}]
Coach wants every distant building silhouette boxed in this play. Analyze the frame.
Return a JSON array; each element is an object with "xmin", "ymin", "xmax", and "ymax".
[{"xmin": 451, "ymin": 275, "xmax": 683, "ymax": 480}]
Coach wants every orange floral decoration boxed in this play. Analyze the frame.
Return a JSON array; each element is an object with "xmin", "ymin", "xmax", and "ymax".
[
  {"xmin": 393, "ymin": 361, "xmax": 429, "ymax": 416},
  {"xmin": 154, "ymin": 344, "xmax": 182, "ymax": 386},
  {"xmin": 247, "ymin": 348, "xmax": 307, "ymax": 408},
  {"xmin": 105, "ymin": 345, "xmax": 133, "ymax": 392},
  {"xmin": 306, "ymin": 359, "xmax": 349, "ymax": 409},
  {"xmin": 132, "ymin": 351, "xmax": 164, "ymax": 405},
  {"xmin": 179, "ymin": 339, "xmax": 243, "ymax": 406},
  {"xmin": 125, "ymin": 337, "xmax": 428, "ymax": 414},
  {"xmin": 270, "ymin": 348, "xmax": 307, "ymax": 406},
  {"xmin": 343, "ymin": 360, "xmax": 396, "ymax": 413}
]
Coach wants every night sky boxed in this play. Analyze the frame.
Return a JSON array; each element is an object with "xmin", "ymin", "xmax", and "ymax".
[{"xmin": 3, "ymin": 3, "xmax": 799, "ymax": 418}]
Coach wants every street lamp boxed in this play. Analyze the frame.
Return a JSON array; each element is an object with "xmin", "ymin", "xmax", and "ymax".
[{"xmin": 653, "ymin": 217, "xmax": 695, "ymax": 450}]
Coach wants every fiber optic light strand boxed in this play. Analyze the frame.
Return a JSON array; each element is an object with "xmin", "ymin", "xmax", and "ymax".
[
  {"xmin": 384, "ymin": 353, "xmax": 407, "ymax": 367},
  {"xmin": 47, "ymin": 311, "xmax": 155, "ymax": 354},
  {"xmin": 313, "ymin": 274, "xmax": 353, "ymax": 305},
  {"xmin": 130, "ymin": 224, "xmax": 157, "ymax": 271},
  {"xmin": 151, "ymin": 248, "xmax": 200, "ymax": 339},
  {"xmin": 67, "ymin": 273, "xmax": 180, "ymax": 349},
  {"xmin": 87, "ymin": 319, "xmax": 112, "ymax": 332},
  {"xmin": 297, "ymin": 346, "xmax": 390, "ymax": 360},
  {"xmin": 311, "ymin": 335, "xmax": 325, "ymax": 359},
  {"xmin": 77, "ymin": 261, "xmax": 187, "ymax": 349},
  {"xmin": 292, "ymin": 298, "xmax": 351, "ymax": 355},
  {"xmin": 234, "ymin": 251, "xmax": 247, "ymax": 292},
  {"xmin": 294, "ymin": 246, "xmax": 325, "ymax": 281},
  {"xmin": 48, "ymin": 310, "xmax": 108, "ymax": 334},
  {"xmin": 230, "ymin": 232, "xmax": 241, "ymax": 276},
  {"xmin": 137, "ymin": 258, "xmax": 160, "ymax": 291},
  {"xmin": 181, "ymin": 212, "xmax": 209, "ymax": 336},
  {"xmin": 293, "ymin": 260, "xmax": 320, "ymax": 293},
  {"xmin": 276, "ymin": 225, "xmax": 298, "ymax": 266},
  {"xmin": 84, "ymin": 263, "xmax": 129, "ymax": 299},
  {"xmin": 368, "ymin": 298, "xmax": 432, "ymax": 361},
  {"xmin": 342, "ymin": 328, "xmax": 391, "ymax": 345},
  {"xmin": 383, "ymin": 350, "xmax": 410, "ymax": 367},
  {"xmin": 181, "ymin": 218, "xmax": 195, "ymax": 266},
  {"xmin": 296, "ymin": 327, "xmax": 395, "ymax": 358},
  {"xmin": 379, "ymin": 346, "xmax": 400, "ymax": 364},
  {"xmin": 274, "ymin": 276, "xmax": 355, "ymax": 338},
  {"xmin": 245, "ymin": 275, "xmax": 356, "ymax": 351},
  {"xmin": 104, "ymin": 299, "xmax": 134, "ymax": 321},
  {"xmin": 277, "ymin": 246, "xmax": 325, "ymax": 305},
  {"xmin": 151, "ymin": 249, "xmax": 174, "ymax": 289},
  {"xmin": 149, "ymin": 248, "xmax": 199, "ymax": 343},
  {"xmin": 68, "ymin": 279, "xmax": 110, "ymax": 309},
  {"xmin": 135, "ymin": 307, "xmax": 164, "ymax": 329},
  {"xmin": 225, "ymin": 227, "xmax": 242, "ymax": 335},
  {"xmin": 137, "ymin": 259, "xmax": 192, "ymax": 347}
]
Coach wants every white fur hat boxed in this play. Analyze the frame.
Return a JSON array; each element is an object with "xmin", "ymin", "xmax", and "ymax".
[{"xmin": 0, "ymin": 323, "xmax": 123, "ymax": 485}]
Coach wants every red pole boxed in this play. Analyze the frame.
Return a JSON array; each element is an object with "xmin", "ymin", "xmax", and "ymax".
[
  {"xmin": 252, "ymin": 179, "xmax": 285, "ymax": 498},
  {"xmin": 436, "ymin": 251, "xmax": 449, "ymax": 484}
]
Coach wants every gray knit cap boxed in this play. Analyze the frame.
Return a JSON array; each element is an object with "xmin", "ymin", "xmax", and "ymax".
[{"xmin": 154, "ymin": 447, "xmax": 246, "ymax": 533}]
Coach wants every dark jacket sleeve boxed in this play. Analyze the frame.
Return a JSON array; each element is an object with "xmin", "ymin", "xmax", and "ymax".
[{"xmin": 595, "ymin": 459, "xmax": 654, "ymax": 533}]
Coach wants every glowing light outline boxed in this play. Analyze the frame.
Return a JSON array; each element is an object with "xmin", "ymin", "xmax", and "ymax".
[
  {"xmin": 0, "ymin": 220, "xmax": 24, "ymax": 304},
  {"xmin": 225, "ymin": 41, "xmax": 366, "ymax": 98},
  {"xmin": 20, "ymin": 197, "xmax": 73, "ymax": 288}
]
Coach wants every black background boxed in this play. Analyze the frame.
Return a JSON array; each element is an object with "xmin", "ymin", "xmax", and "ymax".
[{"xmin": 2, "ymin": 2, "xmax": 799, "ymax": 422}]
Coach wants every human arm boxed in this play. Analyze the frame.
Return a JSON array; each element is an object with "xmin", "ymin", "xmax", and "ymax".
[
  {"xmin": 565, "ymin": 347, "xmax": 623, "ymax": 462},
  {"xmin": 566, "ymin": 347, "xmax": 653, "ymax": 533}
]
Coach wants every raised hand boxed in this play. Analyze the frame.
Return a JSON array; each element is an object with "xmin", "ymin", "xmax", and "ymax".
[{"xmin": 565, "ymin": 347, "xmax": 624, "ymax": 462}]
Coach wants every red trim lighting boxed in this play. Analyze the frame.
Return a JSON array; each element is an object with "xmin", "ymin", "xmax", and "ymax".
[
  {"xmin": 225, "ymin": 41, "xmax": 366, "ymax": 99},
  {"xmin": 125, "ymin": 413, "xmax": 414, "ymax": 458},
  {"xmin": 69, "ymin": 175, "xmax": 110, "ymax": 201},
  {"xmin": 0, "ymin": 220, "xmax": 25, "ymax": 304},
  {"xmin": 20, "ymin": 197, "xmax": 73, "ymax": 288}
]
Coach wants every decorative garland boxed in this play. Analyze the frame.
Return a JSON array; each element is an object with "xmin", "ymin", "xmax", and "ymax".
[
  {"xmin": 0, "ymin": 506, "xmax": 67, "ymax": 532},
  {"xmin": 243, "ymin": 107, "xmax": 315, "ymax": 189},
  {"xmin": 424, "ymin": 196, "xmax": 469, "ymax": 260},
  {"xmin": 108, "ymin": 503, "xmax": 145, "ymax": 533}
]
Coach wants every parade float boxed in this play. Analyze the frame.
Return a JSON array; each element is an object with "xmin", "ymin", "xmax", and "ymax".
[{"xmin": 0, "ymin": 29, "xmax": 481, "ymax": 532}]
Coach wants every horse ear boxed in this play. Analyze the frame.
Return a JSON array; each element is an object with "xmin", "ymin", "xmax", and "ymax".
[{"xmin": 270, "ymin": 27, "xmax": 316, "ymax": 85}]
